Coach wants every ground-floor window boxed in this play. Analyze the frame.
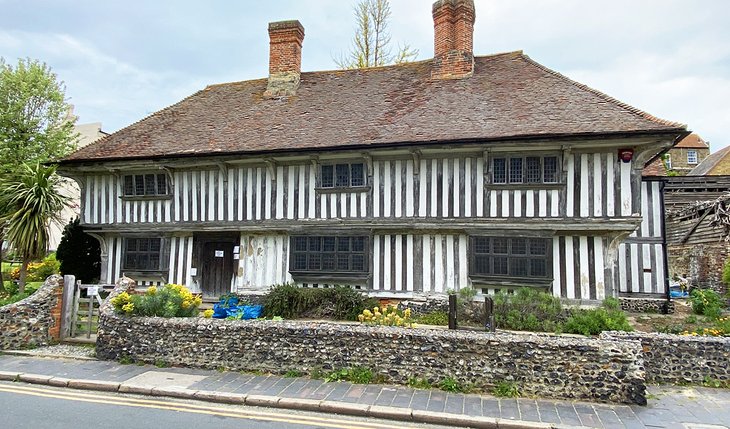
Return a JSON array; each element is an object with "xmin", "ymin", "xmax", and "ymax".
[
  {"xmin": 289, "ymin": 236, "xmax": 368, "ymax": 275},
  {"xmin": 123, "ymin": 237, "xmax": 166, "ymax": 272},
  {"xmin": 470, "ymin": 236, "xmax": 551, "ymax": 282}
]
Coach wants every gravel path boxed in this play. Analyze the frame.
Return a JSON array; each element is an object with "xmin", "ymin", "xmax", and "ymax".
[{"xmin": 4, "ymin": 344, "xmax": 96, "ymax": 360}]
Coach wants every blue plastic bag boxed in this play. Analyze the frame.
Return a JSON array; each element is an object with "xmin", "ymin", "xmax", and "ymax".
[{"xmin": 242, "ymin": 305, "xmax": 263, "ymax": 320}]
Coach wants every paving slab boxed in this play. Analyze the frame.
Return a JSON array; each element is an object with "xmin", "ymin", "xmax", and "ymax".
[{"xmin": 1, "ymin": 354, "xmax": 729, "ymax": 429}]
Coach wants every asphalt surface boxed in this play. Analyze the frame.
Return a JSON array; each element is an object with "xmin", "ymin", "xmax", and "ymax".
[{"xmin": 0, "ymin": 381, "xmax": 449, "ymax": 429}]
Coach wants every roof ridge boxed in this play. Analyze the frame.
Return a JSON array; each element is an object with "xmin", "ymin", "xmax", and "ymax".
[{"xmin": 518, "ymin": 53, "xmax": 687, "ymax": 130}]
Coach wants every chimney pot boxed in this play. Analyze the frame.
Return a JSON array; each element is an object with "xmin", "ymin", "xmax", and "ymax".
[
  {"xmin": 431, "ymin": 0, "xmax": 475, "ymax": 80},
  {"xmin": 265, "ymin": 20, "xmax": 305, "ymax": 98}
]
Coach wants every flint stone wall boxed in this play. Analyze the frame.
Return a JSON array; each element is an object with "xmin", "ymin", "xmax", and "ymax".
[
  {"xmin": 619, "ymin": 297, "xmax": 675, "ymax": 314},
  {"xmin": 600, "ymin": 331, "xmax": 730, "ymax": 384},
  {"xmin": 0, "ymin": 275, "xmax": 63, "ymax": 350},
  {"xmin": 98, "ymin": 279, "xmax": 646, "ymax": 404}
]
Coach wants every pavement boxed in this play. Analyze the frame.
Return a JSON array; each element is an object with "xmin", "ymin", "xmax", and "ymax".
[{"xmin": 0, "ymin": 350, "xmax": 728, "ymax": 429}]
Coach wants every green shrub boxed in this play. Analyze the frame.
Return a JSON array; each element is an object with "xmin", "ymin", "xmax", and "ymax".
[
  {"xmin": 110, "ymin": 284, "xmax": 202, "ymax": 317},
  {"xmin": 325, "ymin": 367, "xmax": 375, "ymax": 384},
  {"xmin": 407, "ymin": 377, "xmax": 432, "ymax": 389},
  {"xmin": 56, "ymin": 217, "xmax": 101, "ymax": 283},
  {"xmin": 492, "ymin": 381, "xmax": 520, "ymax": 398},
  {"xmin": 438, "ymin": 377, "xmax": 470, "ymax": 393},
  {"xmin": 262, "ymin": 284, "xmax": 376, "ymax": 321},
  {"xmin": 690, "ymin": 289, "xmax": 723, "ymax": 319},
  {"xmin": 563, "ymin": 300, "xmax": 633, "ymax": 336},
  {"xmin": 0, "ymin": 282, "xmax": 40, "ymax": 307},
  {"xmin": 415, "ymin": 310, "xmax": 449, "ymax": 326},
  {"xmin": 493, "ymin": 288, "xmax": 564, "ymax": 332}
]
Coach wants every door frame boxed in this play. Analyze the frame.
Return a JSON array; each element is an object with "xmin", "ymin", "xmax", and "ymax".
[{"xmin": 193, "ymin": 233, "xmax": 240, "ymax": 298}]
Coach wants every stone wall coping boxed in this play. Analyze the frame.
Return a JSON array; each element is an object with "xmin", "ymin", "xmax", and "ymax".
[{"xmin": 601, "ymin": 331, "xmax": 730, "ymax": 345}]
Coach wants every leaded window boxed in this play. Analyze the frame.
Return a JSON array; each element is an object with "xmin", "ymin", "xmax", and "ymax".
[
  {"xmin": 123, "ymin": 173, "xmax": 168, "ymax": 196},
  {"xmin": 320, "ymin": 162, "xmax": 366, "ymax": 189},
  {"xmin": 123, "ymin": 238, "xmax": 164, "ymax": 271},
  {"xmin": 290, "ymin": 236, "xmax": 368, "ymax": 274},
  {"xmin": 492, "ymin": 156, "xmax": 560, "ymax": 184},
  {"xmin": 470, "ymin": 236, "xmax": 550, "ymax": 279},
  {"xmin": 687, "ymin": 150, "xmax": 698, "ymax": 164}
]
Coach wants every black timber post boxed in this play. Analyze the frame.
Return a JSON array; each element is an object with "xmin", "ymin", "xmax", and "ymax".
[
  {"xmin": 448, "ymin": 294, "xmax": 457, "ymax": 330},
  {"xmin": 484, "ymin": 296, "xmax": 495, "ymax": 332}
]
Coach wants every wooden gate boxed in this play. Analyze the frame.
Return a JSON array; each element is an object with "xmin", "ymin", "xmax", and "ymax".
[{"xmin": 69, "ymin": 281, "xmax": 115, "ymax": 339}]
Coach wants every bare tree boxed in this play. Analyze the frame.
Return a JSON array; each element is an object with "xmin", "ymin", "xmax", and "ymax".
[{"xmin": 335, "ymin": 0, "xmax": 418, "ymax": 69}]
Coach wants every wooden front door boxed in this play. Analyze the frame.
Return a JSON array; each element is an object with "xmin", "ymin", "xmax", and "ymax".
[{"xmin": 200, "ymin": 241, "xmax": 235, "ymax": 298}]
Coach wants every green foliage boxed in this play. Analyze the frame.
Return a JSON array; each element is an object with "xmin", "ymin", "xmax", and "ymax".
[
  {"xmin": 438, "ymin": 377, "xmax": 469, "ymax": 393},
  {"xmin": 563, "ymin": 300, "xmax": 634, "ymax": 336},
  {"xmin": 0, "ymin": 163, "xmax": 69, "ymax": 292},
  {"xmin": 492, "ymin": 381, "xmax": 520, "ymax": 398},
  {"xmin": 493, "ymin": 288, "xmax": 564, "ymax": 332},
  {"xmin": 154, "ymin": 360, "xmax": 170, "ymax": 368},
  {"xmin": 690, "ymin": 288, "xmax": 723, "ymax": 319},
  {"xmin": 458, "ymin": 287, "xmax": 477, "ymax": 302},
  {"xmin": 0, "ymin": 282, "xmax": 40, "ymax": 306},
  {"xmin": 262, "ymin": 284, "xmax": 377, "ymax": 321},
  {"xmin": 702, "ymin": 376, "xmax": 729, "ymax": 388},
  {"xmin": 310, "ymin": 367, "xmax": 325, "ymax": 380},
  {"xmin": 284, "ymin": 370, "xmax": 303, "ymax": 378},
  {"xmin": 56, "ymin": 217, "xmax": 101, "ymax": 283},
  {"xmin": 110, "ymin": 284, "xmax": 202, "ymax": 317},
  {"xmin": 24, "ymin": 253, "xmax": 60, "ymax": 282},
  {"xmin": 118, "ymin": 355, "xmax": 133, "ymax": 365},
  {"xmin": 723, "ymin": 258, "xmax": 730, "ymax": 287},
  {"xmin": 407, "ymin": 377, "xmax": 432, "ymax": 389},
  {"xmin": 0, "ymin": 58, "xmax": 76, "ymax": 174},
  {"xmin": 414, "ymin": 310, "xmax": 449, "ymax": 326},
  {"xmin": 325, "ymin": 367, "xmax": 375, "ymax": 384}
]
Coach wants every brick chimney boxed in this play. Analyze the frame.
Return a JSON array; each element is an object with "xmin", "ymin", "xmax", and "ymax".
[
  {"xmin": 431, "ymin": 0, "xmax": 475, "ymax": 80},
  {"xmin": 265, "ymin": 20, "xmax": 305, "ymax": 98}
]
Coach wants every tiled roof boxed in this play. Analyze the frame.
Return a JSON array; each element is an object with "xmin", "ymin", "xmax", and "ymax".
[
  {"xmin": 675, "ymin": 133, "xmax": 709, "ymax": 149},
  {"xmin": 642, "ymin": 157, "xmax": 668, "ymax": 177},
  {"xmin": 62, "ymin": 51, "xmax": 686, "ymax": 163},
  {"xmin": 689, "ymin": 146, "xmax": 730, "ymax": 176}
]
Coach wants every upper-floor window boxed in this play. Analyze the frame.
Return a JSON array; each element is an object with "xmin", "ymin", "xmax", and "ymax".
[
  {"xmin": 470, "ymin": 236, "xmax": 551, "ymax": 280},
  {"xmin": 320, "ymin": 162, "xmax": 366, "ymax": 189},
  {"xmin": 687, "ymin": 150, "xmax": 698, "ymax": 164},
  {"xmin": 290, "ymin": 236, "xmax": 368, "ymax": 274},
  {"xmin": 123, "ymin": 237, "xmax": 165, "ymax": 272},
  {"xmin": 123, "ymin": 173, "xmax": 168, "ymax": 197},
  {"xmin": 492, "ymin": 155, "xmax": 559, "ymax": 184}
]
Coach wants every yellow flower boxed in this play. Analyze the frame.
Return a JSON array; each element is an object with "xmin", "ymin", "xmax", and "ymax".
[
  {"xmin": 404, "ymin": 308, "xmax": 412, "ymax": 318},
  {"xmin": 146, "ymin": 286, "xmax": 157, "ymax": 296},
  {"xmin": 181, "ymin": 300, "xmax": 191, "ymax": 309},
  {"xmin": 122, "ymin": 302, "xmax": 134, "ymax": 314},
  {"xmin": 203, "ymin": 309, "xmax": 214, "ymax": 318}
]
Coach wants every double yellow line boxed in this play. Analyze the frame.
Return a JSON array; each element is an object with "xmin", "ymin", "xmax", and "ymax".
[{"xmin": 0, "ymin": 383, "xmax": 413, "ymax": 429}]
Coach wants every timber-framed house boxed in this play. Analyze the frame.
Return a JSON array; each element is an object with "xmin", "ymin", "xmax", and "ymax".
[{"xmin": 58, "ymin": 0, "xmax": 688, "ymax": 302}]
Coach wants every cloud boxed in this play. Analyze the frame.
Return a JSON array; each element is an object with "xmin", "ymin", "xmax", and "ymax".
[{"xmin": 0, "ymin": 30, "xmax": 203, "ymax": 132}]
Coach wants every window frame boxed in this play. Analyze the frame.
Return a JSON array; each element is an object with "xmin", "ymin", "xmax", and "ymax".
[
  {"xmin": 289, "ymin": 235, "xmax": 370, "ymax": 280},
  {"xmin": 121, "ymin": 172, "xmax": 171, "ymax": 199},
  {"xmin": 468, "ymin": 236, "xmax": 552, "ymax": 285},
  {"xmin": 122, "ymin": 237, "xmax": 169, "ymax": 273},
  {"xmin": 687, "ymin": 150, "xmax": 698, "ymax": 165},
  {"xmin": 491, "ymin": 154, "xmax": 561, "ymax": 186},
  {"xmin": 316, "ymin": 161, "xmax": 369, "ymax": 192}
]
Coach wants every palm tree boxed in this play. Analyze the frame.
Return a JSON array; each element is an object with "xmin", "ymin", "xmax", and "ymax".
[{"xmin": 0, "ymin": 163, "xmax": 68, "ymax": 293}]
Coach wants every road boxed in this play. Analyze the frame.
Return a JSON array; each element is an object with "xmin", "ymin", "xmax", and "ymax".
[{"xmin": 0, "ymin": 381, "xmax": 447, "ymax": 429}]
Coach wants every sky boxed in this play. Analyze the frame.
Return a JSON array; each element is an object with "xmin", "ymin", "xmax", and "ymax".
[{"xmin": 2, "ymin": 0, "xmax": 729, "ymax": 150}]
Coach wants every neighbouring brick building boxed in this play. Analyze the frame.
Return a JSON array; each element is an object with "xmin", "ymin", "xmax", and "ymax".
[{"xmin": 643, "ymin": 133, "xmax": 710, "ymax": 176}]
